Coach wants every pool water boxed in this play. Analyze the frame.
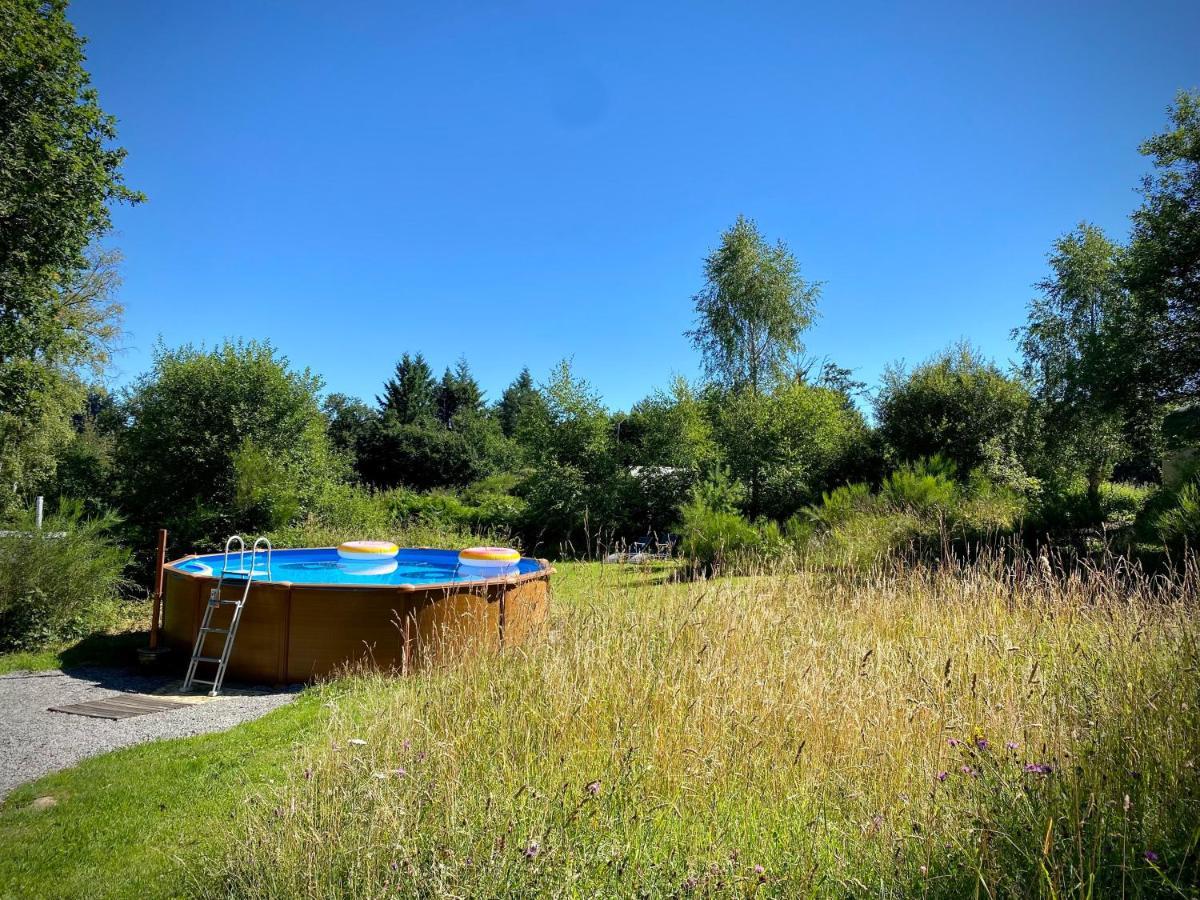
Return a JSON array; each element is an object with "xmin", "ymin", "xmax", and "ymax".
[{"xmin": 169, "ymin": 547, "xmax": 539, "ymax": 586}]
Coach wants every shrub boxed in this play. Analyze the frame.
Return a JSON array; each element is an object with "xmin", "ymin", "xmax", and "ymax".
[
  {"xmin": 1034, "ymin": 479, "xmax": 1153, "ymax": 536},
  {"xmin": 878, "ymin": 455, "xmax": 959, "ymax": 514},
  {"xmin": 1154, "ymin": 479, "xmax": 1200, "ymax": 550},
  {"xmin": 678, "ymin": 494, "xmax": 762, "ymax": 574},
  {"xmin": 805, "ymin": 482, "xmax": 874, "ymax": 530},
  {"xmin": 796, "ymin": 458, "xmax": 1027, "ymax": 566},
  {"xmin": 0, "ymin": 503, "xmax": 131, "ymax": 651},
  {"xmin": 116, "ymin": 341, "xmax": 339, "ymax": 549},
  {"xmin": 875, "ymin": 343, "xmax": 1030, "ymax": 475}
]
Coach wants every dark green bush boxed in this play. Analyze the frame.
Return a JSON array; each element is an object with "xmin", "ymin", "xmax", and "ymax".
[
  {"xmin": 678, "ymin": 499, "xmax": 762, "ymax": 574},
  {"xmin": 0, "ymin": 504, "xmax": 131, "ymax": 651},
  {"xmin": 1154, "ymin": 478, "xmax": 1200, "ymax": 549}
]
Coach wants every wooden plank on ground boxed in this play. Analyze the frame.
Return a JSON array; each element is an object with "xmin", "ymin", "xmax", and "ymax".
[{"xmin": 47, "ymin": 695, "xmax": 196, "ymax": 720}]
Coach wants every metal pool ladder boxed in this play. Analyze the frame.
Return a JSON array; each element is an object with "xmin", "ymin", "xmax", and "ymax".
[{"xmin": 182, "ymin": 535, "xmax": 272, "ymax": 696}]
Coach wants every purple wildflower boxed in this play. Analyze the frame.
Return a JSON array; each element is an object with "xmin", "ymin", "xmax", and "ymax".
[
  {"xmin": 754, "ymin": 864, "xmax": 766, "ymax": 882},
  {"xmin": 523, "ymin": 841, "xmax": 540, "ymax": 860},
  {"xmin": 390, "ymin": 861, "xmax": 399, "ymax": 872},
  {"xmin": 1005, "ymin": 741, "xmax": 1019, "ymax": 751},
  {"xmin": 960, "ymin": 765, "xmax": 976, "ymax": 776},
  {"xmin": 586, "ymin": 780, "xmax": 601, "ymax": 796},
  {"xmin": 935, "ymin": 770, "xmax": 948, "ymax": 783},
  {"xmin": 1024, "ymin": 763, "xmax": 1053, "ymax": 775},
  {"xmin": 1144, "ymin": 850, "xmax": 1159, "ymax": 863},
  {"xmin": 681, "ymin": 876, "xmax": 698, "ymax": 892},
  {"xmin": 402, "ymin": 739, "xmax": 411, "ymax": 751},
  {"xmin": 947, "ymin": 738, "xmax": 962, "ymax": 748},
  {"xmin": 975, "ymin": 738, "xmax": 990, "ymax": 751}
]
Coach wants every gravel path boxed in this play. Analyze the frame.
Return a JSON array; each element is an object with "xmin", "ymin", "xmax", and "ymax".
[{"xmin": 0, "ymin": 667, "xmax": 300, "ymax": 798}]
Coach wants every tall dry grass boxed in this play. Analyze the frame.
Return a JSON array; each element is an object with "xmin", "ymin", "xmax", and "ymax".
[{"xmin": 212, "ymin": 555, "xmax": 1200, "ymax": 897}]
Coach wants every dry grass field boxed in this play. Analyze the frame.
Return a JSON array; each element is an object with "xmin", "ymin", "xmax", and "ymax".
[{"xmin": 212, "ymin": 556, "xmax": 1200, "ymax": 897}]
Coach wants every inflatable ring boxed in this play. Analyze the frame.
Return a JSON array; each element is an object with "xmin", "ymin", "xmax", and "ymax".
[
  {"xmin": 458, "ymin": 546, "xmax": 520, "ymax": 568},
  {"xmin": 338, "ymin": 540, "xmax": 400, "ymax": 562}
]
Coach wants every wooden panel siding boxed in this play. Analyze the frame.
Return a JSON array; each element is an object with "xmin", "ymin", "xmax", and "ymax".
[{"xmin": 161, "ymin": 565, "xmax": 551, "ymax": 686}]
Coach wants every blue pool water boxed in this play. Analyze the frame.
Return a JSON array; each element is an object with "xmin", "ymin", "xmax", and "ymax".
[{"xmin": 168, "ymin": 547, "xmax": 540, "ymax": 586}]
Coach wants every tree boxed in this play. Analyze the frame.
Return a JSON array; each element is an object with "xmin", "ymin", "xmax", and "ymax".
[
  {"xmin": 1016, "ymin": 226, "xmax": 1139, "ymax": 509},
  {"xmin": 615, "ymin": 378, "xmax": 718, "ymax": 533},
  {"xmin": 1, "ymin": 0, "xmax": 141, "ymax": 508},
  {"xmin": 357, "ymin": 419, "xmax": 484, "ymax": 490},
  {"xmin": 497, "ymin": 367, "xmax": 543, "ymax": 437},
  {"xmin": 714, "ymin": 381, "xmax": 870, "ymax": 520},
  {"xmin": 377, "ymin": 353, "xmax": 437, "ymax": 424},
  {"xmin": 621, "ymin": 377, "xmax": 717, "ymax": 472},
  {"xmin": 323, "ymin": 393, "xmax": 378, "ymax": 474},
  {"xmin": 687, "ymin": 215, "xmax": 820, "ymax": 395},
  {"xmin": 116, "ymin": 341, "xmax": 336, "ymax": 547},
  {"xmin": 436, "ymin": 357, "xmax": 483, "ymax": 426},
  {"xmin": 516, "ymin": 360, "xmax": 623, "ymax": 549},
  {"xmin": 1127, "ymin": 90, "xmax": 1200, "ymax": 403},
  {"xmin": 876, "ymin": 344, "xmax": 1031, "ymax": 482}
]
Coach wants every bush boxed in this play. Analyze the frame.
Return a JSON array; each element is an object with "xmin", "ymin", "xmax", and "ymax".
[
  {"xmin": 116, "ymin": 341, "xmax": 339, "ymax": 549},
  {"xmin": 876, "ymin": 343, "xmax": 1030, "ymax": 475},
  {"xmin": 0, "ymin": 503, "xmax": 131, "ymax": 651},
  {"xmin": 795, "ymin": 458, "xmax": 1027, "ymax": 566},
  {"xmin": 1033, "ymin": 479, "xmax": 1153, "ymax": 535},
  {"xmin": 878, "ymin": 455, "xmax": 959, "ymax": 514},
  {"xmin": 678, "ymin": 492, "xmax": 763, "ymax": 575},
  {"xmin": 263, "ymin": 480, "xmax": 522, "ymax": 553},
  {"xmin": 1154, "ymin": 479, "xmax": 1200, "ymax": 550}
]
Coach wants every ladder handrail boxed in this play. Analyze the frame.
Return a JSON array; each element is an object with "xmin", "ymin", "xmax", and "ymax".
[
  {"xmin": 223, "ymin": 535, "xmax": 246, "ymax": 578},
  {"xmin": 251, "ymin": 537, "xmax": 272, "ymax": 580},
  {"xmin": 183, "ymin": 533, "xmax": 271, "ymax": 697}
]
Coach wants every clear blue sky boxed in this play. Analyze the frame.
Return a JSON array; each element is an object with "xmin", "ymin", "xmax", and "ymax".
[{"xmin": 72, "ymin": 0, "xmax": 1199, "ymax": 411}]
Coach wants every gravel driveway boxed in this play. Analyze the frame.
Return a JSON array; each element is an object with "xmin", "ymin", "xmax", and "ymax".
[{"xmin": 0, "ymin": 667, "xmax": 300, "ymax": 798}]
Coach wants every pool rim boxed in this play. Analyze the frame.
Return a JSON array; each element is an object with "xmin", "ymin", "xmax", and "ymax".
[{"xmin": 164, "ymin": 546, "xmax": 554, "ymax": 593}]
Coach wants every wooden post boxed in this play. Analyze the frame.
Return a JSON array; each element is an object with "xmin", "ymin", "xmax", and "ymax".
[{"xmin": 149, "ymin": 528, "xmax": 167, "ymax": 649}]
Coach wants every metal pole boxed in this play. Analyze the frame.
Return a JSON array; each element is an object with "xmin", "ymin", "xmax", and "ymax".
[
  {"xmin": 149, "ymin": 529, "xmax": 167, "ymax": 650},
  {"xmin": 35, "ymin": 496, "xmax": 43, "ymax": 530}
]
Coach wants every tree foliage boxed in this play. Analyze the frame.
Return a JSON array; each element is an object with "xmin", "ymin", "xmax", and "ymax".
[
  {"xmin": 715, "ymin": 381, "xmax": 869, "ymax": 520},
  {"xmin": 876, "ymin": 344, "xmax": 1030, "ymax": 481},
  {"xmin": 1016, "ymin": 225, "xmax": 1137, "ymax": 501},
  {"xmin": 497, "ymin": 367, "xmax": 543, "ymax": 438},
  {"xmin": 0, "ymin": 0, "xmax": 140, "ymax": 505},
  {"xmin": 1127, "ymin": 89, "xmax": 1200, "ymax": 403},
  {"xmin": 115, "ymin": 341, "xmax": 336, "ymax": 547},
  {"xmin": 687, "ymin": 215, "xmax": 820, "ymax": 394},
  {"xmin": 377, "ymin": 353, "xmax": 437, "ymax": 424}
]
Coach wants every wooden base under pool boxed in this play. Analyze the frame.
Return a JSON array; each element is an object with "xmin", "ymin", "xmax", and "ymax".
[{"xmin": 160, "ymin": 566, "xmax": 551, "ymax": 684}]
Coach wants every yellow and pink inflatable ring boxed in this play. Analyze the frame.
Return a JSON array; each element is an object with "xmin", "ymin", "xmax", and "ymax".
[
  {"xmin": 458, "ymin": 546, "xmax": 520, "ymax": 568},
  {"xmin": 337, "ymin": 540, "xmax": 400, "ymax": 562}
]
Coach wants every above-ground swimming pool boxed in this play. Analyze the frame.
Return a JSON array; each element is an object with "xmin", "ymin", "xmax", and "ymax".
[{"xmin": 162, "ymin": 547, "xmax": 551, "ymax": 684}]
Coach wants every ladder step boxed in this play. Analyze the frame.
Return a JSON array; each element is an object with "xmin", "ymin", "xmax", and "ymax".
[
  {"xmin": 192, "ymin": 656, "xmax": 222, "ymax": 664},
  {"xmin": 201, "ymin": 627, "xmax": 230, "ymax": 634},
  {"xmin": 189, "ymin": 678, "xmax": 217, "ymax": 685}
]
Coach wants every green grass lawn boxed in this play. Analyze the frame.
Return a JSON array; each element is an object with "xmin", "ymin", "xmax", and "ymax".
[{"xmin": 0, "ymin": 692, "xmax": 324, "ymax": 899}]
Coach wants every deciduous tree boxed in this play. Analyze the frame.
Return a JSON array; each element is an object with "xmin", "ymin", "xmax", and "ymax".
[
  {"xmin": 687, "ymin": 215, "xmax": 820, "ymax": 395},
  {"xmin": 1, "ymin": 0, "xmax": 141, "ymax": 504}
]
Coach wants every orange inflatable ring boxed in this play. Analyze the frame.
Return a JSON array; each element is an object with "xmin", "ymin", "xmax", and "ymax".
[
  {"xmin": 337, "ymin": 540, "xmax": 399, "ymax": 562},
  {"xmin": 458, "ymin": 546, "xmax": 520, "ymax": 568}
]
